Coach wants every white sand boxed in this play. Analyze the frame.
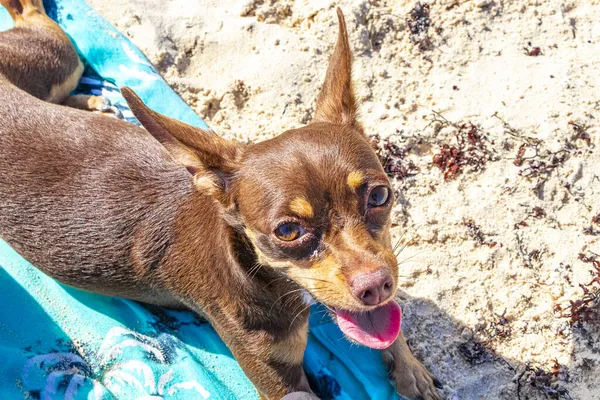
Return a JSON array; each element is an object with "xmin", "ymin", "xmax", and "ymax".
[{"xmin": 87, "ymin": 0, "xmax": 600, "ymax": 398}]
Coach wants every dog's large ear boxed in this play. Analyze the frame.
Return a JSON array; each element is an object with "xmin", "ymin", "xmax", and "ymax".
[
  {"xmin": 121, "ymin": 87, "xmax": 243, "ymax": 202},
  {"xmin": 312, "ymin": 8, "xmax": 358, "ymax": 125}
]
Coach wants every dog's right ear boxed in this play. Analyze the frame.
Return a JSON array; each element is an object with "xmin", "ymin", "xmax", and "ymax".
[
  {"xmin": 312, "ymin": 8, "xmax": 358, "ymax": 125},
  {"xmin": 121, "ymin": 87, "xmax": 243, "ymax": 203}
]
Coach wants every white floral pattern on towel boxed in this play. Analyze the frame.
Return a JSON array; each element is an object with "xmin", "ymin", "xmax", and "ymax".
[{"xmin": 22, "ymin": 327, "xmax": 210, "ymax": 399}]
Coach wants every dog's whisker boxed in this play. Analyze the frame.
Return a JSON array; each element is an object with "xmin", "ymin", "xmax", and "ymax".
[
  {"xmin": 394, "ymin": 242, "xmax": 408, "ymax": 257},
  {"xmin": 289, "ymin": 276, "xmax": 333, "ymax": 284},
  {"xmin": 246, "ymin": 262, "xmax": 264, "ymax": 280},
  {"xmin": 396, "ymin": 250, "xmax": 426, "ymax": 267},
  {"xmin": 393, "ymin": 234, "xmax": 415, "ymax": 258},
  {"xmin": 269, "ymin": 288, "xmax": 308, "ymax": 314},
  {"xmin": 394, "ymin": 239, "xmax": 413, "ymax": 257},
  {"xmin": 319, "ymin": 303, "xmax": 335, "ymax": 314},
  {"xmin": 392, "ymin": 231, "xmax": 406, "ymax": 253},
  {"xmin": 265, "ymin": 275, "xmax": 293, "ymax": 287},
  {"xmin": 282, "ymin": 289, "xmax": 312, "ymax": 309},
  {"xmin": 289, "ymin": 303, "xmax": 312, "ymax": 332}
]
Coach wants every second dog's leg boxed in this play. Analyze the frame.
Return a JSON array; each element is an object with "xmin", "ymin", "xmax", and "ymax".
[
  {"xmin": 0, "ymin": 0, "xmax": 82, "ymax": 102},
  {"xmin": 0, "ymin": 0, "xmax": 44, "ymax": 20},
  {"xmin": 0, "ymin": 0, "xmax": 110, "ymax": 111}
]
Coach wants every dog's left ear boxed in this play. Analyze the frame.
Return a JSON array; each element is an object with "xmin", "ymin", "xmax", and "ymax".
[
  {"xmin": 312, "ymin": 8, "xmax": 358, "ymax": 125},
  {"xmin": 121, "ymin": 87, "xmax": 243, "ymax": 204}
]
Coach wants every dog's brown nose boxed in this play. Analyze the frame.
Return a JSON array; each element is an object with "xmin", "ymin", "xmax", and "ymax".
[{"xmin": 350, "ymin": 269, "xmax": 394, "ymax": 306}]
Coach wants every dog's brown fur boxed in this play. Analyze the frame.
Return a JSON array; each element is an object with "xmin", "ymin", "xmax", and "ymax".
[{"xmin": 0, "ymin": 2, "xmax": 441, "ymax": 399}]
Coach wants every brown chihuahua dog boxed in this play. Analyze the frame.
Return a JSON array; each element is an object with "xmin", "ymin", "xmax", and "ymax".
[{"xmin": 0, "ymin": 1, "xmax": 441, "ymax": 399}]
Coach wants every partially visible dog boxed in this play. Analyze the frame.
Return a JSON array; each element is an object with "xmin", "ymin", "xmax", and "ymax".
[{"xmin": 0, "ymin": 1, "xmax": 442, "ymax": 399}]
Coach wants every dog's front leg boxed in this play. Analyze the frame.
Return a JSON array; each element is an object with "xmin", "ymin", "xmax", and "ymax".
[
  {"xmin": 216, "ymin": 318, "xmax": 314, "ymax": 400},
  {"xmin": 382, "ymin": 330, "xmax": 442, "ymax": 400}
]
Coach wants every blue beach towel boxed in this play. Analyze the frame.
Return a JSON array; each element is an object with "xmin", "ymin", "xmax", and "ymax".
[{"xmin": 0, "ymin": 1, "xmax": 404, "ymax": 399}]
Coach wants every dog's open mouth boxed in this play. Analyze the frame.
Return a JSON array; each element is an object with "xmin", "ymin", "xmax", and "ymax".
[
  {"xmin": 302, "ymin": 291, "xmax": 402, "ymax": 349},
  {"xmin": 335, "ymin": 301, "xmax": 402, "ymax": 350}
]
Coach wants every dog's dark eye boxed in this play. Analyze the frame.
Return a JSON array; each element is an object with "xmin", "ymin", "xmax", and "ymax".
[
  {"xmin": 274, "ymin": 222, "xmax": 305, "ymax": 242},
  {"xmin": 367, "ymin": 186, "xmax": 390, "ymax": 207}
]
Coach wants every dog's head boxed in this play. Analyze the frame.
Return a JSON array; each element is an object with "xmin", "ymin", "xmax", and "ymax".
[{"xmin": 123, "ymin": 9, "xmax": 401, "ymax": 349}]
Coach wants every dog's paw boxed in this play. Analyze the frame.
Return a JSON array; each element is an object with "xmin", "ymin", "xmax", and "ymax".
[
  {"xmin": 64, "ymin": 94, "xmax": 123, "ymax": 119},
  {"xmin": 89, "ymin": 96, "xmax": 124, "ymax": 119},
  {"xmin": 384, "ymin": 348, "xmax": 443, "ymax": 400},
  {"xmin": 86, "ymin": 95, "xmax": 112, "ymax": 112}
]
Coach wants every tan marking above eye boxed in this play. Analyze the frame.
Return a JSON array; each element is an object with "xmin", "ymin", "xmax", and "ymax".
[
  {"xmin": 289, "ymin": 197, "xmax": 314, "ymax": 219},
  {"xmin": 347, "ymin": 170, "xmax": 364, "ymax": 189}
]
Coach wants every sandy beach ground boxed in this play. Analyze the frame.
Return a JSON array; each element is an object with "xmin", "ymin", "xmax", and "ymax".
[{"xmin": 86, "ymin": 0, "xmax": 600, "ymax": 398}]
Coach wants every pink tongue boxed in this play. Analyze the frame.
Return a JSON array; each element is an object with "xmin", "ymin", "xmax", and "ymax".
[{"xmin": 336, "ymin": 301, "xmax": 402, "ymax": 349}]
